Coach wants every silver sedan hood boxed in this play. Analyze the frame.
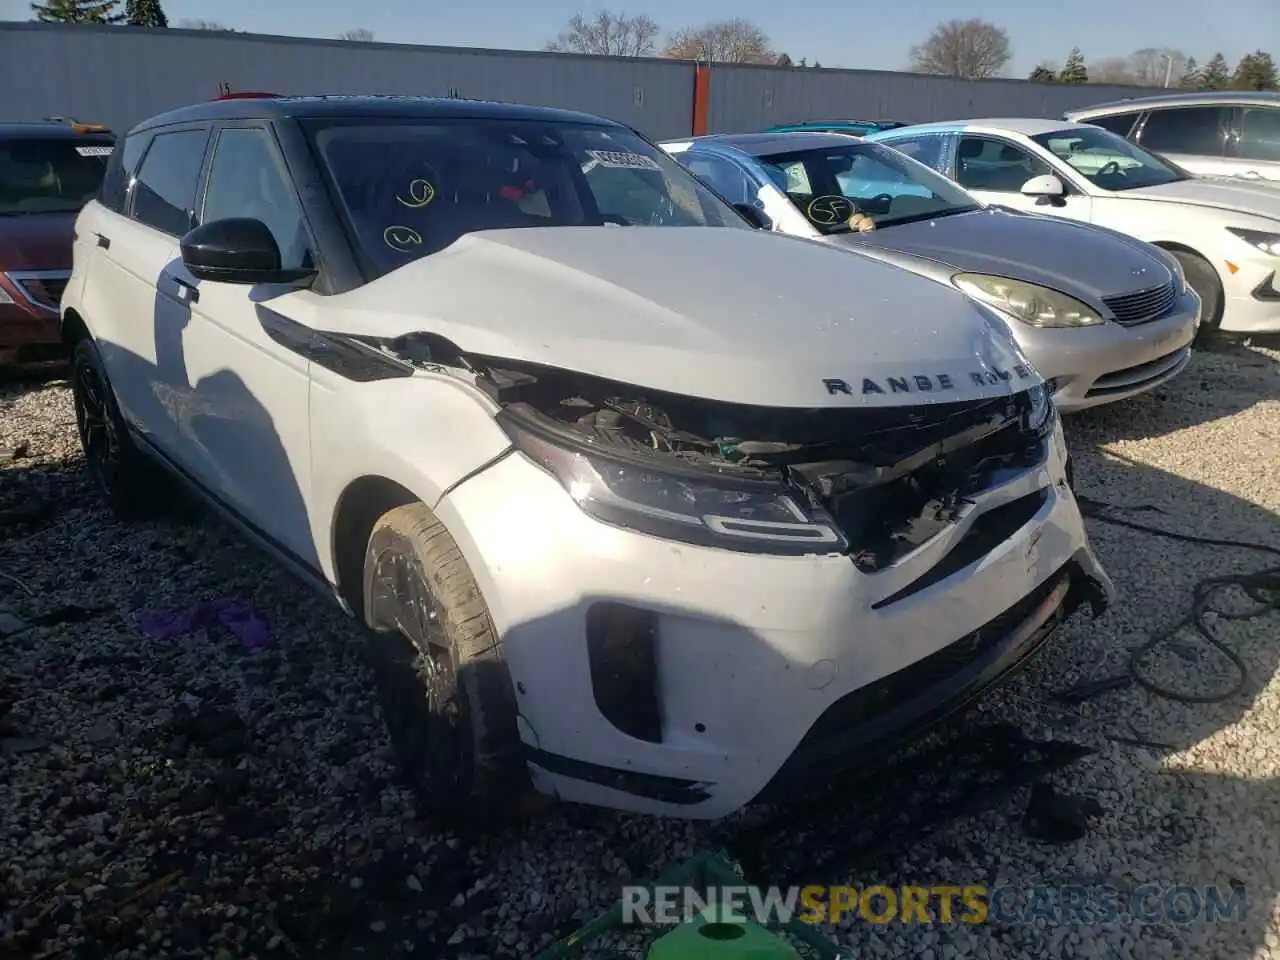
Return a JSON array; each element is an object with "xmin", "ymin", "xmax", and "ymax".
[{"xmin": 832, "ymin": 208, "xmax": 1174, "ymax": 301}]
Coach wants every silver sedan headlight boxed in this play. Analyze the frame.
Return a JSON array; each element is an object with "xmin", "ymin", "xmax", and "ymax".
[{"xmin": 953, "ymin": 273, "xmax": 1104, "ymax": 328}]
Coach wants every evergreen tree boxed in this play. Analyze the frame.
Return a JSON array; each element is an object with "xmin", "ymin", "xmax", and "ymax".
[
  {"xmin": 1028, "ymin": 65, "xmax": 1057, "ymax": 82},
  {"xmin": 775, "ymin": 52, "xmax": 792, "ymax": 67},
  {"xmin": 125, "ymin": 0, "xmax": 166, "ymax": 27},
  {"xmin": 31, "ymin": 0, "xmax": 123, "ymax": 22},
  {"xmin": 1058, "ymin": 47, "xmax": 1088, "ymax": 84},
  {"xmin": 1177, "ymin": 57, "xmax": 1200, "ymax": 88},
  {"xmin": 812, "ymin": 60, "xmax": 820, "ymax": 68},
  {"xmin": 1231, "ymin": 50, "xmax": 1278, "ymax": 90},
  {"xmin": 1199, "ymin": 53, "xmax": 1230, "ymax": 90}
]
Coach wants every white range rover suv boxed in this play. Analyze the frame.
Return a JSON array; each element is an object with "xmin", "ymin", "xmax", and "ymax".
[{"xmin": 61, "ymin": 95, "xmax": 1115, "ymax": 827}]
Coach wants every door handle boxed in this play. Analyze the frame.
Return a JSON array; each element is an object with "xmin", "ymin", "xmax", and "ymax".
[{"xmin": 95, "ymin": 233, "xmax": 110, "ymax": 249}]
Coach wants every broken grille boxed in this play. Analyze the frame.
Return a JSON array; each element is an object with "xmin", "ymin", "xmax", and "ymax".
[{"xmin": 1102, "ymin": 279, "xmax": 1178, "ymax": 326}]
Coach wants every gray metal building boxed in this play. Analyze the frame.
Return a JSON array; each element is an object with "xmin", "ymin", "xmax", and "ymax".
[{"xmin": 0, "ymin": 21, "xmax": 1152, "ymax": 139}]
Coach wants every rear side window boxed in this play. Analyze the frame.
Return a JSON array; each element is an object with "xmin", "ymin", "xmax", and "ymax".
[
  {"xmin": 1137, "ymin": 107, "xmax": 1227, "ymax": 155},
  {"xmin": 1085, "ymin": 112, "xmax": 1141, "ymax": 138},
  {"xmin": 130, "ymin": 128, "xmax": 209, "ymax": 236},
  {"xmin": 1238, "ymin": 107, "xmax": 1280, "ymax": 162},
  {"xmin": 880, "ymin": 134, "xmax": 946, "ymax": 171},
  {"xmin": 99, "ymin": 133, "xmax": 148, "ymax": 213},
  {"xmin": 0, "ymin": 136, "xmax": 113, "ymax": 215}
]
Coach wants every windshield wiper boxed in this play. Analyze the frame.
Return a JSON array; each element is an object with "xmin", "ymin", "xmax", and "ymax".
[{"xmin": 876, "ymin": 206, "xmax": 977, "ymax": 228}]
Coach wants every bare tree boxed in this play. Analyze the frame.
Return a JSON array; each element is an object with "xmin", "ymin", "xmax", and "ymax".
[
  {"xmin": 908, "ymin": 19, "xmax": 1011, "ymax": 78},
  {"xmin": 664, "ymin": 18, "xmax": 774, "ymax": 64},
  {"xmin": 338, "ymin": 27, "xmax": 373, "ymax": 41},
  {"xmin": 178, "ymin": 17, "xmax": 231, "ymax": 30},
  {"xmin": 1130, "ymin": 47, "xmax": 1188, "ymax": 86},
  {"xmin": 545, "ymin": 10, "xmax": 660, "ymax": 57},
  {"xmin": 1089, "ymin": 56, "xmax": 1137, "ymax": 84}
]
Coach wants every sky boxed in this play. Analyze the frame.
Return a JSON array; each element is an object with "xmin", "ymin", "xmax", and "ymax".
[{"xmin": 2, "ymin": 0, "xmax": 1277, "ymax": 77}]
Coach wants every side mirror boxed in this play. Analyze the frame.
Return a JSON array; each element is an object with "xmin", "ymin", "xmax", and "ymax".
[
  {"xmin": 180, "ymin": 218, "xmax": 316, "ymax": 285},
  {"xmin": 733, "ymin": 202, "xmax": 772, "ymax": 230},
  {"xmin": 1019, "ymin": 174, "xmax": 1066, "ymax": 206}
]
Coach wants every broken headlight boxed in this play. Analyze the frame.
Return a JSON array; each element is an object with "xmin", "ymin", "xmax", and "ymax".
[
  {"xmin": 1024, "ymin": 383, "xmax": 1055, "ymax": 438},
  {"xmin": 500, "ymin": 412, "xmax": 848, "ymax": 556},
  {"xmin": 953, "ymin": 274, "xmax": 1103, "ymax": 328}
]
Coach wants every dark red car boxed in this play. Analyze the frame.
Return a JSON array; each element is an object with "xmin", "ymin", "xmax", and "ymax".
[{"xmin": 0, "ymin": 121, "xmax": 115, "ymax": 368}]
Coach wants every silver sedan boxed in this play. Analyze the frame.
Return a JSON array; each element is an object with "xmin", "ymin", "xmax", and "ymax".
[{"xmin": 660, "ymin": 131, "xmax": 1201, "ymax": 412}]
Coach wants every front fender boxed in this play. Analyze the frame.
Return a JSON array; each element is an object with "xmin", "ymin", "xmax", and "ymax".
[{"xmin": 307, "ymin": 366, "xmax": 512, "ymax": 584}]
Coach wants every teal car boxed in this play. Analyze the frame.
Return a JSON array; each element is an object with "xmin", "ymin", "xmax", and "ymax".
[{"xmin": 764, "ymin": 119, "xmax": 908, "ymax": 137}]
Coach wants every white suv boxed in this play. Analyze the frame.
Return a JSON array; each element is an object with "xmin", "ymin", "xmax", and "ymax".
[{"xmin": 62, "ymin": 95, "xmax": 1114, "ymax": 827}]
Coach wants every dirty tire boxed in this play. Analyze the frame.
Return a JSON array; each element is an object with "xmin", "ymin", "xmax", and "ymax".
[
  {"xmin": 70, "ymin": 337, "xmax": 171, "ymax": 520},
  {"xmin": 362, "ymin": 502, "xmax": 528, "ymax": 833},
  {"xmin": 1173, "ymin": 250, "xmax": 1224, "ymax": 338}
]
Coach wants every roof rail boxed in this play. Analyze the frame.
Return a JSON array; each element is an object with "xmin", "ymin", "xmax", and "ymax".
[{"xmin": 213, "ymin": 91, "xmax": 283, "ymax": 100}]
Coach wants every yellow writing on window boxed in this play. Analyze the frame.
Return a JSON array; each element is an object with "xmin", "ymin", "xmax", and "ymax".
[
  {"xmin": 396, "ymin": 179, "xmax": 435, "ymax": 208},
  {"xmin": 383, "ymin": 225, "xmax": 423, "ymax": 252}
]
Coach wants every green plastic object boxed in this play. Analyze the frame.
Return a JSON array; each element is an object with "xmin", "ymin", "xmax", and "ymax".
[
  {"xmin": 647, "ymin": 903, "xmax": 801, "ymax": 960},
  {"xmin": 534, "ymin": 851, "xmax": 844, "ymax": 960}
]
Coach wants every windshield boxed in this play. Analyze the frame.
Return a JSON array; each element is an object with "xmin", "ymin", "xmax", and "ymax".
[
  {"xmin": 0, "ymin": 136, "xmax": 113, "ymax": 215},
  {"xmin": 1031, "ymin": 126, "xmax": 1187, "ymax": 191},
  {"xmin": 303, "ymin": 117, "xmax": 750, "ymax": 278},
  {"xmin": 754, "ymin": 140, "xmax": 981, "ymax": 234}
]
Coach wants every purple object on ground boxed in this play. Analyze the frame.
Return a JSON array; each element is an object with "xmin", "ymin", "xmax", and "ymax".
[{"xmin": 137, "ymin": 598, "xmax": 270, "ymax": 651}]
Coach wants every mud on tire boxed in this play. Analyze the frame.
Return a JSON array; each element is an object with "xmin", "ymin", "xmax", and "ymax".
[{"xmin": 362, "ymin": 502, "xmax": 529, "ymax": 832}]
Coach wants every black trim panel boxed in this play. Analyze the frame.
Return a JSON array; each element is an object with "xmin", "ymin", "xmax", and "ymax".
[
  {"xmin": 256, "ymin": 306, "xmax": 415, "ymax": 381},
  {"xmin": 524, "ymin": 746, "xmax": 714, "ymax": 805}
]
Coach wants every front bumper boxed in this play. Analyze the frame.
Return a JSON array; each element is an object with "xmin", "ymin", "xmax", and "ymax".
[
  {"xmin": 0, "ymin": 272, "xmax": 68, "ymax": 366},
  {"xmin": 433, "ymin": 422, "xmax": 1114, "ymax": 818},
  {"xmin": 1221, "ymin": 263, "xmax": 1280, "ymax": 333},
  {"xmin": 1011, "ymin": 292, "xmax": 1200, "ymax": 413}
]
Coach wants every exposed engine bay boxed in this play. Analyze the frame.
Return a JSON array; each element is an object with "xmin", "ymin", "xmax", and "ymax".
[{"xmin": 383, "ymin": 332, "xmax": 1051, "ymax": 572}]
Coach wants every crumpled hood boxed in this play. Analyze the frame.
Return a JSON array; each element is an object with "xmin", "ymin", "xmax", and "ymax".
[
  {"xmin": 0, "ymin": 212, "xmax": 75, "ymax": 271},
  {"xmin": 306, "ymin": 226, "xmax": 1040, "ymax": 408},
  {"xmin": 1128, "ymin": 178, "xmax": 1280, "ymax": 221},
  {"xmin": 834, "ymin": 208, "xmax": 1174, "ymax": 302}
]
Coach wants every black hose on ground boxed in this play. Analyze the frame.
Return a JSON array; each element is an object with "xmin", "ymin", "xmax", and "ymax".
[{"xmin": 1056, "ymin": 495, "xmax": 1280, "ymax": 706}]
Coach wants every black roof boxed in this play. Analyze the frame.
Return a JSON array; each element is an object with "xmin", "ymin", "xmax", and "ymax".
[
  {"xmin": 0, "ymin": 121, "xmax": 115, "ymax": 139},
  {"xmin": 130, "ymin": 95, "xmax": 625, "ymax": 135}
]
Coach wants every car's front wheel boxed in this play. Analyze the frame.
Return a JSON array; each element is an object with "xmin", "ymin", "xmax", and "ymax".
[
  {"xmin": 70, "ymin": 338, "xmax": 169, "ymax": 519},
  {"xmin": 362, "ymin": 502, "xmax": 529, "ymax": 832},
  {"xmin": 1171, "ymin": 249, "xmax": 1224, "ymax": 338}
]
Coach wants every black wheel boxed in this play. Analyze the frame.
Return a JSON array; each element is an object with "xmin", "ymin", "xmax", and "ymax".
[
  {"xmin": 70, "ymin": 338, "xmax": 170, "ymax": 519},
  {"xmin": 1171, "ymin": 250, "xmax": 1224, "ymax": 338},
  {"xmin": 362, "ymin": 502, "xmax": 529, "ymax": 832}
]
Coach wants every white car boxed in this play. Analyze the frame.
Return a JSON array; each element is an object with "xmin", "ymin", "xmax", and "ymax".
[
  {"xmin": 62, "ymin": 95, "xmax": 1114, "ymax": 825},
  {"xmin": 865, "ymin": 119, "xmax": 1280, "ymax": 335},
  {"xmin": 1063, "ymin": 91, "xmax": 1280, "ymax": 184}
]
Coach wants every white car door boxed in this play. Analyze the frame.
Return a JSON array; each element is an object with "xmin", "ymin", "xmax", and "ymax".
[
  {"xmin": 83, "ymin": 125, "xmax": 212, "ymax": 450},
  {"xmin": 173, "ymin": 123, "xmax": 317, "ymax": 563},
  {"xmin": 951, "ymin": 134, "xmax": 1094, "ymax": 222},
  {"xmin": 1231, "ymin": 105, "xmax": 1280, "ymax": 182}
]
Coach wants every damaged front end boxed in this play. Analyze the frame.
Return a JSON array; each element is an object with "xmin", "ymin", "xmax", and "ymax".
[{"xmin": 392, "ymin": 334, "xmax": 1060, "ymax": 573}]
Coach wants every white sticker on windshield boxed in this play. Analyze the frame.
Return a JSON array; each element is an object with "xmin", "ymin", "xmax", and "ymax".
[
  {"xmin": 75, "ymin": 145, "xmax": 113, "ymax": 157},
  {"xmin": 585, "ymin": 149, "xmax": 661, "ymax": 171}
]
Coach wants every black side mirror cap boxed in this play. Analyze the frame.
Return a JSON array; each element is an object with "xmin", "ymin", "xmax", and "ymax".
[
  {"xmin": 180, "ymin": 218, "xmax": 316, "ymax": 286},
  {"xmin": 732, "ymin": 202, "xmax": 772, "ymax": 230}
]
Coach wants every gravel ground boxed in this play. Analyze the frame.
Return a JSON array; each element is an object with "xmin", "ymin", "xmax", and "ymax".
[{"xmin": 1, "ymin": 340, "xmax": 1278, "ymax": 960}]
